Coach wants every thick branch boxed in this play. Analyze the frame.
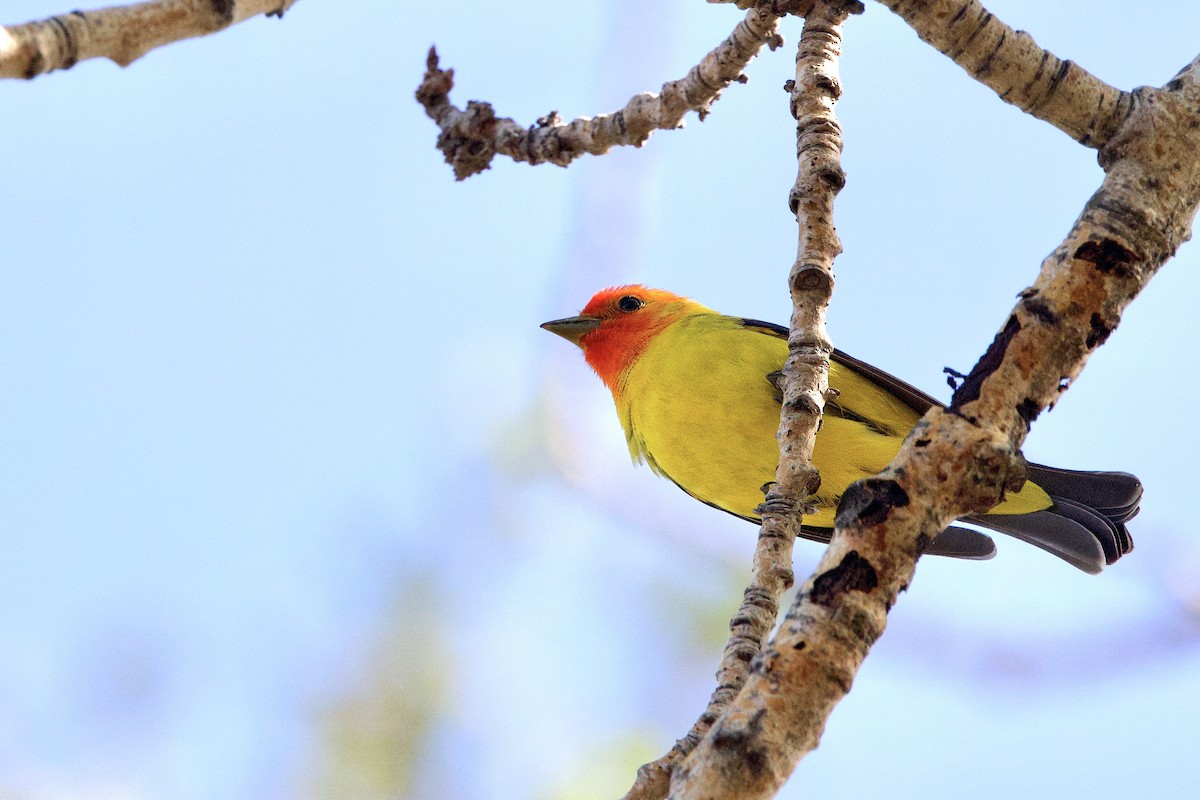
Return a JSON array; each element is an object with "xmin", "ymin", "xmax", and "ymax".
[
  {"xmin": 669, "ymin": 51, "xmax": 1200, "ymax": 800},
  {"xmin": 667, "ymin": 3, "xmax": 859, "ymax": 797},
  {"xmin": 0, "ymin": 0, "xmax": 296, "ymax": 79},
  {"xmin": 415, "ymin": 8, "xmax": 784, "ymax": 181},
  {"xmin": 875, "ymin": 0, "xmax": 1131, "ymax": 148}
]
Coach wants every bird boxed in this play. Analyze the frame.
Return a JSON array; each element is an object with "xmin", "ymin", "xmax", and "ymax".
[{"xmin": 542, "ymin": 285, "xmax": 1142, "ymax": 574}]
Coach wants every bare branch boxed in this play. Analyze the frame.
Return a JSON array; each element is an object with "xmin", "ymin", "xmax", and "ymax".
[
  {"xmin": 415, "ymin": 7, "xmax": 784, "ymax": 181},
  {"xmin": 668, "ymin": 49, "xmax": 1200, "ymax": 800},
  {"xmin": 619, "ymin": 5, "xmax": 868, "ymax": 794},
  {"xmin": 666, "ymin": 3, "xmax": 859, "ymax": 798},
  {"xmin": 875, "ymin": 0, "xmax": 1131, "ymax": 148},
  {"xmin": 0, "ymin": 0, "xmax": 297, "ymax": 80}
]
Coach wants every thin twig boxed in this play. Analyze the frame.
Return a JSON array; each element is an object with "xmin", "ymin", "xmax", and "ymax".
[
  {"xmin": 415, "ymin": 8, "xmax": 784, "ymax": 181},
  {"xmin": 667, "ymin": 2, "xmax": 860, "ymax": 798},
  {"xmin": 0, "ymin": 0, "xmax": 297, "ymax": 80},
  {"xmin": 620, "ymin": 5, "xmax": 863, "ymax": 796}
]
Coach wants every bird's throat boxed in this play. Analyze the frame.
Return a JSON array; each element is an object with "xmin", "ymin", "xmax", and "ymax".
[{"xmin": 582, "ymin": 315, "xmax": 677, "ymax": 396}]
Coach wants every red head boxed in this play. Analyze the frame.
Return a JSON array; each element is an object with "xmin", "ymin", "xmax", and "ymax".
[{"xmin": 541, "ymin": 286, "xmax": 709, "ymax": 392}]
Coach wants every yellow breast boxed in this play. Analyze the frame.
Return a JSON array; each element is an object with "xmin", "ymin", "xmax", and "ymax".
[{"xmin": 614, "ymin": 312, "xmax": 1049, "ymax": 528}]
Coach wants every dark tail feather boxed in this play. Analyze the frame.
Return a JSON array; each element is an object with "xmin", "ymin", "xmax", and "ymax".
[
  {"xmin": 1024, "ymin": 464, "xmax": 1143, "ymax": 523},
  {"xmin": 926, "ymin": 526, "xmax": 997, "ymax": 561},
  {"xmin": 967, "ymin": 465, "xmax": 1142, "ymax": 574},
  {"xmin": 800, "ymin": 523, "xmax": 999, "ymax": 560}
]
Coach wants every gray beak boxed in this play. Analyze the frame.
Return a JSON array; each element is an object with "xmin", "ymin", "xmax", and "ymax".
[{"xmin": 540, "ymin": 315, "xmax": 601, "ymax": 347}]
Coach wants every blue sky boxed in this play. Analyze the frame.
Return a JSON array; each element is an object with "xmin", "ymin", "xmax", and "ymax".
[{"xmin": 2, "ymin": 1, "xmax": 1199, "ymax": 798}]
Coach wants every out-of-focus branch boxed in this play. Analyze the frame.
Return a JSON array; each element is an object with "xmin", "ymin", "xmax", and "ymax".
[
  {"xmin": 875, "ymin": 0, "xmax": 1131, "ymax": 148},
  {"xmin": 0, "ymin": 0, "xmax": 297, "ymax": 80},
  {"xmin": 669, "ymin": 42, "xmax": 1200, "ymax": 800},
  {"xmin": 415, "ymin": 7, "xmax": 784, "ymax": 181},
  {"xmin": 666, "ymin": 2, "xmax": 861, "ymax": 798}
]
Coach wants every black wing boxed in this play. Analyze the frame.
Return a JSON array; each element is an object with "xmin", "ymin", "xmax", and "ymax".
[
  {"xmin": 737, "ymin": 317, "xmax": 1140, "ymax": 573},
  {"xmin": 735, "ymin": 318, "xmax": 994, "ymax": 560},
  {"xmin": 738, "ymin": 317, "xmax": 942, "ymax": 414}
]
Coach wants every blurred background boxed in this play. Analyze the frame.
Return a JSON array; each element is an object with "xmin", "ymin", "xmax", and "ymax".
[{"xmin": 2, "ymin": 1, "xmax": 1199, "ymax": 798}]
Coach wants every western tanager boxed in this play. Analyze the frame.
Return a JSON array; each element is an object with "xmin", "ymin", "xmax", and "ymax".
[{"xmin": 543, "ymin": 286, "xmax": 1141, "ymax": 573}]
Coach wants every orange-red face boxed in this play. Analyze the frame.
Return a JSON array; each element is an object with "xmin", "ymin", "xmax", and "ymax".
[{"xmin": 541, "ymin": 285, "xmax": 694, "ymax": 391}]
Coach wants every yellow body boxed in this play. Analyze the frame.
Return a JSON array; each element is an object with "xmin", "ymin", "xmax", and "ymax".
[{"xmin": 617, "ymin": 311, "xmax": 1051, "ymax": 528}]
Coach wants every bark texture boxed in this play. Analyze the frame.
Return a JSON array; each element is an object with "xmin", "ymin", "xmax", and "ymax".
[
  {"xmin": 877, "ymin": 0, "xmax": 1131, "ymax": 147},
  {"xmin": 617, "ymin": 6, "xmax": 864, "ymax": 799},
  {"xmin": 411, "ymin": 2, "xmax": 1200, "ymax": 799},
  {"xmin": 0, "ymin": 0, "xmax": 297, "ymax": 79},
  {"xmin": 613, "ymin": 15, "xmax": 804, "ymax": 797},
  {"xmin": 415, "ymin": 7, "xmax": 784, "ymax": 181},
  {"xmin": 667, "ymin": 4, "xmax": 861, "ymax": 797},
  {"xmin": 664, "ymin": 18, "xmax": 1200, "ymax": 800}
]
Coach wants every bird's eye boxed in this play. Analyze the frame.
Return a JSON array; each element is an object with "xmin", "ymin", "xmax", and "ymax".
[{"xmin": 617, "ymin": 295, "xmax": 644, "ymax": 313}]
